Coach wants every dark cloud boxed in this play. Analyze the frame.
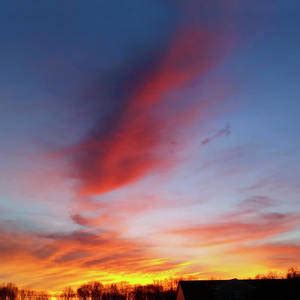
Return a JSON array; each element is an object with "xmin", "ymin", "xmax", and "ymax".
[
  {"xmin": 54, "ymin": 250, "xmax": 88, "ymax": 264},
  {"xmin": 41, "ymin": 230, "xmax": 100, "ymax": 244},
  {"xmin": 201, "ymin": 124, "xmax": 231, "ymax": 145},
  {"xmin": 71, "ymin": 214, "xmax": 91, "ymax": 227}
]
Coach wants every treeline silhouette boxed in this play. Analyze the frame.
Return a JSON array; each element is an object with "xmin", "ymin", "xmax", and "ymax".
[
  {"xmin": 0, "ymin": 268, "xmax": 298, "ymax": 300},
  {"xmin": 62, "ymin": 280, "xmax": 178, "ymax": 300},
  {"xmin": 0, "ymin": 283, "xmax": 49, "ymax": 300},
  {"xmin": 254, "ymin": 267, "xmax": 300, "ymax": 280},
  {"xmin": 0, "ymin": 280, "xmax": 178, "ymax": 300}
]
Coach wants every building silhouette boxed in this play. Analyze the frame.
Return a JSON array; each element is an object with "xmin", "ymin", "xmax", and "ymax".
[{"xmin": 176, "ymin": 279, "xmax": 300, "ymax": 300}]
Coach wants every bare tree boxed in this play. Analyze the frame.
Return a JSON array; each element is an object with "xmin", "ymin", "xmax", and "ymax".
[
  {"xmin": 0, "ymin": 283, "xmax": 18, "ymax": 300},
  {"xmin": 90, "ymin": 282, "xmax": 103, "ymax": 300},
  {"xmin": 287, "ymin": 267, "xmax": 299, "ymax": 279},
  {"xmin": 61, "ymin": 288, "xmax": 76, "ymax": 300},
  {"xmin": 77, "ymin": 284, "xmax": 91, "ymax": 300}
]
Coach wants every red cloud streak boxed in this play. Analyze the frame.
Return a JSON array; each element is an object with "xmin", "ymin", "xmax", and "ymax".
[{"xmin": 71, "ymin": 29, "xmax": 230, "ymax": 196}]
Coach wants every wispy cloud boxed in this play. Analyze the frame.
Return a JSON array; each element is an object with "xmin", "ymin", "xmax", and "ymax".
[
  {"xmin": 173, "ymin": 213, "xmax": 299, "ymax": 247},
  {"xmin": 229, "ymin": 242, "xmax": 300, "ymax": 269},
  {"xmin": 170, "ymin": 198, "xmax": 300, "ymax": 247}
]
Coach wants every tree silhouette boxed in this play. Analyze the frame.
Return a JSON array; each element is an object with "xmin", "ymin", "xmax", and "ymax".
[
  {"xmin": 90, "ymin": 282, "xmax": 103, "ymax": 300},
  {"xmin": 77, "ymin": 284, "xmax": 92, "ymax": 300},
  {"xmin": 61, "ymin": 288, "xmax": 76, "ymax": 300},
  {"xmin": 0, "ymin": 283, "xmax": 18, "ymax": 300},
  {"xmin": 287, "ymin": 267, "xmax": 299, "ymax": 279}
]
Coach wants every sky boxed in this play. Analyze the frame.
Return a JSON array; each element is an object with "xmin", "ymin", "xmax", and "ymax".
[{"xmin": 0, "ymin": 0, "xmax": 300, "ymax": 292}]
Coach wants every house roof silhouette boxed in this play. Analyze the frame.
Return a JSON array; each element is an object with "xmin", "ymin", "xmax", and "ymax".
[{"xmin": 176, "ymin": 279, "xmax": 300, "ymax": 300}]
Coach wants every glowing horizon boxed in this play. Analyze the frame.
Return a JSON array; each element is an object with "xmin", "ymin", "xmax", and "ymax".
[{"xmin": 0, "ymin": 0, "xmax": 299, "ymax": 293}]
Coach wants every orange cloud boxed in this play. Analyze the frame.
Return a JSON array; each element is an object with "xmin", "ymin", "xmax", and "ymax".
[{"xmin": 0, "ymin": 226, "xmax": 186, "ymax": 291}]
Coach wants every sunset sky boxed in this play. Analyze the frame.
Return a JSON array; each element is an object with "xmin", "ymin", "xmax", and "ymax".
[{"xmin": 0, "ymin": 0, "xmax": 300, "ymax": 293}]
